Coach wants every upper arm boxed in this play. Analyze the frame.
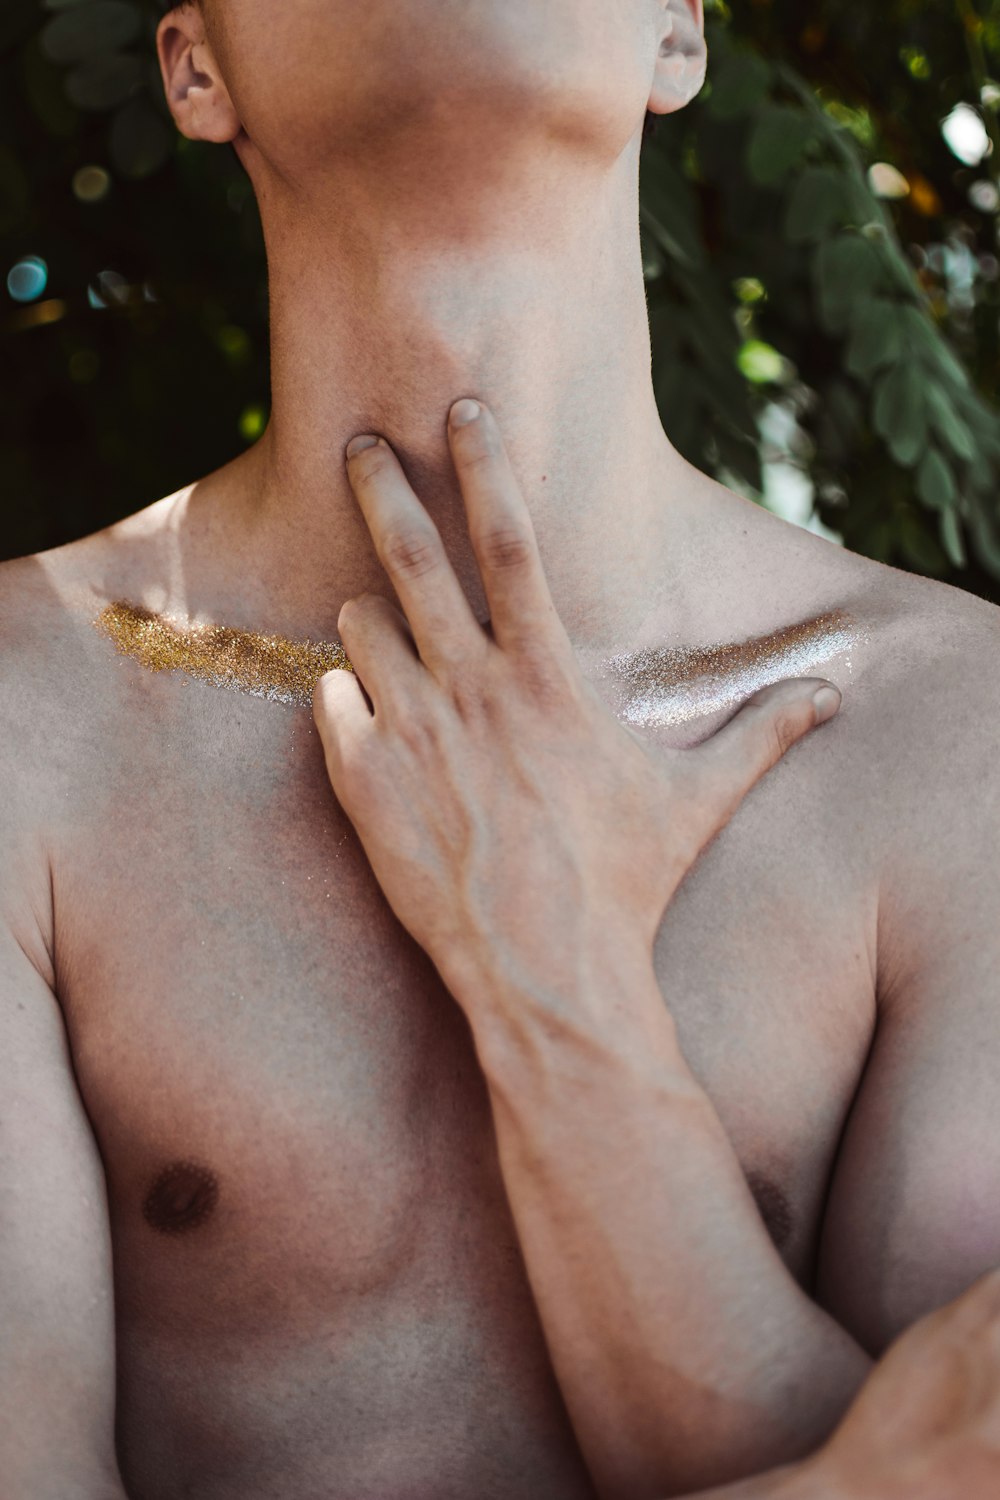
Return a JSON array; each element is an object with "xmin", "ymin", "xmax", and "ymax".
[
  {"xmin": 0, "ymin": 663, "xmax": 123, "ymax": 1498},
  {"xmin": 0, "ymin": 924, "xmax": 124, "ymax": 1497},
  {"xmin": 816, "ymin": 606, "xmax": 1000, "ymax": 1353}
]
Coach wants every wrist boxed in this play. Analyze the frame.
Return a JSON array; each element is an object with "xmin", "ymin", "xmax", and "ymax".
[
  {"xmin": 688, "ymin": 1457, "xmax": 857, "ymax": 1500},
  {"xmin": 453, "ymin": 937, "xmax": 691, "ymax": 1100},
  {"xmin": 786, "ymin": 1453, "xmax": 866, "ymax": 1500}
]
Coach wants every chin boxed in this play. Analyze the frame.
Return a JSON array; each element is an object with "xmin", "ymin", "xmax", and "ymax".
[{"xmin": 214, "ymin": 0, "xmax": 652, "ymax": 181}]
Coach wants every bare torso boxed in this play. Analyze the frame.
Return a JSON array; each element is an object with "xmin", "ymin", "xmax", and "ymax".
[{"xmin": 3, "ymin": 472, "xmax": 996, "ymax": 1500}]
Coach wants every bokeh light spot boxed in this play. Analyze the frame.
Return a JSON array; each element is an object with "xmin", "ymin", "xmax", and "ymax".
[
  {"xmin": 73, "ymin": 165, "xmax": 111, "ymax": 204},
  {"xmin": 218, "ymin": 325, "xmax": 251, "ymax": 363},
  {"xmin": 738, "ymin": 340, "xmax": 787, "ymax": 385},
  {"xmin": 7, "ymin": 256, "xmax": 48, "ymax": 303},
  {"xmin": 88, "ymin": 269, "xmax": 129, "ymax": 309},
  {"xmin": 941, "ymin": 103, "xmax": 992, "ymax": 166},
  {"xmin": 868, "ymin": 162, "xmax": 910, "ymax": 199},
  {"xmin": 11, "ymin": 299, "xmax": 67, "ymax": 332},
  {"xmin": 909, "ymin": 174, "xmax": 943, "ymax": 217},
  {"xmin": 900, "ymin": 46, "xmax": 931, "ymax": 81},
  {"xmin": 970, "ymin": 179, "xmax": 1000, "ymax": 213},
  {"xmin": 734, "ymin": 276, "xmax": 767, "ymax": 304},
  {"xmin": 239, "ymin": 404, "xmax": 267, "ymax": 443}
]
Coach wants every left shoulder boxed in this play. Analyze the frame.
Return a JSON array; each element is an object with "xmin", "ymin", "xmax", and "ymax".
[
  {"xmin": 855, "ymin": 565, "xmax": 1000, "ymax": 795},
  {"xmin": 812, "ymin": 562, "xmax": 1000, "ymax": 1352},
  {"xmin": 847, "ymin": 564, "xmax": 1000, "ymax": 1007}
]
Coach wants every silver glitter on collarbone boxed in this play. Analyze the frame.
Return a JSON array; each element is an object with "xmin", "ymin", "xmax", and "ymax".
[{"xmin": 603, "ymin": 609, "xmax": 862, "ymax": 731}]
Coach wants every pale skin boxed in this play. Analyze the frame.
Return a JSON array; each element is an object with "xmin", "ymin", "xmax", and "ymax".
[
  {"xmin": 317, "ymin": 403, "xmax": 863, "ymax": 1500},
  {"xmin": 3, "ymin": 0, "xmax": 1000, "ymax": 1497},
  {"xmin": 316, "ymin": 400, "xmax": 1000, "ymax": 1500}
]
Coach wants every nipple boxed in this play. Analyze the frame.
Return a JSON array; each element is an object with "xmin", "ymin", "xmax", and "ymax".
[{"xmin": 143, "ymin": 1159, "xmax": 220, "ymax": 1236}]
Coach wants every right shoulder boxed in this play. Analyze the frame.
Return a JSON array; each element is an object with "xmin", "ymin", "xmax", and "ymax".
[
  {"xmin": 0, "ymin": 554, "xmax": 66, "ymax": 985},
  {"xmin": 0, "ymin": 497, "xmax": 191, "ymax": 985},
  {"xmin": 0, "ymin": 487, "xmax": 188, "ymax": 709},
  {"xmin": 0, "ymin": 543, "xmax": 102, "ymax": 739},
  {"xmin": 0, "ymin": 506, "xmax": 158, "ymax": 804}
]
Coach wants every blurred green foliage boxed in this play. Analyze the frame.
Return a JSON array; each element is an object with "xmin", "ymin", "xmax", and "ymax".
[{"xmin": 3, "ymin": 0, "xmax": 1000, "ymax": 602}]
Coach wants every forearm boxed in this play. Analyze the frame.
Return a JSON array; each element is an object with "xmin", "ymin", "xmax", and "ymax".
[
  {"xmin": 463, "ymin": 946, "xmax": 870, "ymax": 1500},
  {"xmin": 685, "ymin": 1456, "xmax": 842, "ymax": 1500},
  {"xmin": 689, "ymin": 1452, "xmax": 851, "ymax": 1500}
]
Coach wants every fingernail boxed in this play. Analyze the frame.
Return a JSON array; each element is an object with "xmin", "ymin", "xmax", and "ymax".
[
  {"xmin": 450, "ymin": 399, "xmax": 481, "ymax": 429},
  {"xmin": 812, "ymin": 686, "xmax": 841, "ymax": 724},
  {"xmin": 346, "ymin": 434, "xmax": 380, "ymax": 459}
]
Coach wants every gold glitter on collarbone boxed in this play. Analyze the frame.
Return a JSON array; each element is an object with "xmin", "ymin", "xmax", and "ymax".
[
  {"xmin": 94, "ymin": 602, "xmax": 352, "ymax": 708},
  {"xmin": 603, "ymin": 608, "xmax": 866, "ymax": 731}
]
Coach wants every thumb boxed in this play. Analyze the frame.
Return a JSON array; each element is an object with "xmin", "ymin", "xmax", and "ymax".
[
  {"xmin": 312, "ymin": 666, "xmax": 373, "ymax": 781},
  {"xmin": 691, "ymin": 676, "xmax": 841, "ymax": 827}
]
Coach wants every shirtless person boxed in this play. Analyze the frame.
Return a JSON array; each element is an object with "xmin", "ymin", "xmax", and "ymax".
[{"xmin": 4, "ymin": 1, "xmax": 1000, "ymax": 1497}]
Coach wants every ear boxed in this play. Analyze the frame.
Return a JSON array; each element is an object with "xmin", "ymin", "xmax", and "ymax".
[
  {"xmin": 157, "ymin": 4, "xmax": 241, "ymax": 144},
  {"xmin": 647, "ymin": 0, "xmax": 708, "ymax": 119}
]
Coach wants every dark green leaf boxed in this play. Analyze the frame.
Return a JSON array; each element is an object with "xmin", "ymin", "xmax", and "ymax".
[
  {"xmin": 815, "ymin": 235, "xmax": 889, "ymax": 335},
  {"xmin": 902, "ymin": 313, "xmax": 972, "ymax": 392},
  {"xmin": 110, "ymin": 95, "xmax": 172, "ymax": 177},
  {"xmin": 823, "ymin": 379, "xmax": 866, "ymax": 454},
  {"xmin": 843, "ymin": 174, "xmax": 880, "ymax": 227},
  {"xmin": 784, "ymin": 166, "xmax": 848, "ymax": 243},
  {"xmin": 916, "ymin": 446, "xmax": 956, "ymax": 511},
  {"xmin": 41, "ymin": 1, "xmax": 141, "ymax": 65},
  {"xmin": 747, "ymin": 106, "xmax": 816, "ymax": 187},
  {"xmin": 925, "ymin": 383, "xmax": 977, "ymax": 462},
  {"xmin": 939, "ymin": 508, "xmax": 967, "ymax": 568},
  {"xmin": 66, "ymin": 50, "xmax": 143, "ymax": 109},
  {"xmin": 705, "ymin": 50, "xmax": 772, "ymax": 120},
  {"xmin": 965, "ymin": 448, "xmax": 995, "ymax": 495},
  {"xmin": 971, "ymin": 509, "xmax": 1000, "ymax": 575},
  {"xmin": 899, "ymin": 512, "xmax": 947, "ymax": 574},
  {"xmin": 844, "ymin": 296, "xmax": 904, "ymax": 380},
  {"xmin": 872, "ymin": 362, "xmax": 927, "ymax": 467},
  {"xmin": 639, "ymin": 150, "xmax": 706, "ymax": 269}
]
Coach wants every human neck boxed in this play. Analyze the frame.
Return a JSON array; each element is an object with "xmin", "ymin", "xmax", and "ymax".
[{"xmin": 221, "ymin": 138, "xmax": 694, "ymax": 650}]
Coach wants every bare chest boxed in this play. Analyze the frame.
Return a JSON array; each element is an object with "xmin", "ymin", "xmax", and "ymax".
[
  {"xmin": 58, "ymin": 681, "xmax": 875, "ymax": 1279},
  {"xmin": 51, "ymin": 685, "xmax": 876, "ymax": 1495}
]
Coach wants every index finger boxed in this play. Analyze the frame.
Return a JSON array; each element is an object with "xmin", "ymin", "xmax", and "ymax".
[
  {"xmin": 345, "ymin": 434, "xmax": 481, "ymax": 673},
  {"xmin": 447, "ymin": 400, "xmax": 569, "ymax": 656}
]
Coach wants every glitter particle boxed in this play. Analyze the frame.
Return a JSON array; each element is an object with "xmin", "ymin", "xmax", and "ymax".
[
  {"xmin": 94, "ymin": 601, "xmax": 352, "ymax": 707},
  {"xmin": 604, "ymin": 609, "xmax": 866, "ymax": 731}
]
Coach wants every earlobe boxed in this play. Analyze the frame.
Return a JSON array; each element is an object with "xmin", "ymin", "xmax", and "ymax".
[
  {"xmin": 647, "ymin": 0, "xmax": 708, "ymax": 120},
  {"xmin": 157, "ymin": 9, "xmax": 241, "ymax": 144}
]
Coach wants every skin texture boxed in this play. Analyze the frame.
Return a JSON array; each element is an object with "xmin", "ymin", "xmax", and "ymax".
[
  {"xmin": 3, "ymin": 3, "xmax": 1000, "ymax": 1498},
  {"xmin": 315, "ymin": 405, "xmax": 870, "ymax": 1498},
  {"xmin": 815, "ymin": 1270, "xmax": 1000, "ymax": 1500}
]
